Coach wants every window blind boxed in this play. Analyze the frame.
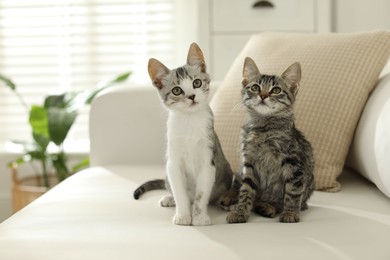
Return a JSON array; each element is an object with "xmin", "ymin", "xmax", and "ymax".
[{"xmin": 0, "ymin": 0, "xmax": 176, "ymax": 149}]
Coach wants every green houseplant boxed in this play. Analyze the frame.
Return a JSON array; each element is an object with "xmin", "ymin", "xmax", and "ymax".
[{"xmin": 1, "ymin": 72, "xmax": 131, "ymax": 188}]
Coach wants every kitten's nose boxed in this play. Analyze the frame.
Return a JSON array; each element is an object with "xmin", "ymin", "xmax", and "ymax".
[
  {"xmin": 260, "ymin": 92, "xmax": 268, "ymax": 100},
  {"xmin": 188, "ymin": 95, "xmax": 196, "ymax": 101}
]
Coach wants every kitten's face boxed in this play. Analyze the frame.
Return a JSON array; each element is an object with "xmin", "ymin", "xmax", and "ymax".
[
  {"xmin": 242, "ymin": 75, "xmax": 293, "ymax": 115},
  {"xmin": 157, "ymin": 65, "xmax": 210, "ymax": 112},
  {"xmin": 241, "ymin": 58, "xmax": 301, "ymax": 116},
  {"xmin": 148, "ymin": 43, "xmax": 211, "ymax": 113}
]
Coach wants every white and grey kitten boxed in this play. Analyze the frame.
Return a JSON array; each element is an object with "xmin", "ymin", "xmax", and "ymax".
[{"xmin": 133, "ymin": 43, "xmax": 233, "ymax": 226}]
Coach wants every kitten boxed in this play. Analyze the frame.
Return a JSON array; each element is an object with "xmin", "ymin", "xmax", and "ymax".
[
  {"xmin": 225, "ymin": 57, "xmax": 314, "ymax": 223},
  {"xmin": 133, "ymin": 43, "xmax": 234, "ymax": 226}
]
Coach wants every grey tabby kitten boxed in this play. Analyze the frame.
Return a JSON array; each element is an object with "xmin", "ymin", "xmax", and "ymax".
[
  {"xmin": 225, "ymin": 57, "xmax": 314, "ymax": 224},
  {"xmin": 133, "ymin": 43, "xmax": 234, "ymax": 226}
]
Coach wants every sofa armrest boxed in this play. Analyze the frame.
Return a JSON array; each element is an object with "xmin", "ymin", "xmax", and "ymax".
[
  {"xmin": 347, "ymin": 73, "xmax": 390, "ymax": 197},
  {"xmin": 89, "ymin": 85, "xmax": 167, "ymax": 166}
]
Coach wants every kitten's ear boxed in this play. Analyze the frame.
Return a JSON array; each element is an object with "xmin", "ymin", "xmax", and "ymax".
[
  {"xmin": 148, "ymin": 58, "xmax": 170, "ymax": 90},
  {"xmin": 187, "ymin": 42, "xmax": 206, "ymax": 73},
  {"xmin": 242, "ymin": 57, "xmax": 261, "ymax": 86},
  {"xmin": 281, "ymin": 62, "xmax": 301, "ymax": 95}
]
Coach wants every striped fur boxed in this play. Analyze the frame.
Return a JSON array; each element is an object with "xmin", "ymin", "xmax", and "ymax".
[
  {"xmin": 133, "ymin": 179, "xmax": 166, "ymax": 200},
  {"xmin": 225, "ymin": 57, "xmax": 314, "ymax": 224}
]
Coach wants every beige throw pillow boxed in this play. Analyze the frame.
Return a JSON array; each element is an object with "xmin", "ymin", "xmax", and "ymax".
[{"xmin": 210, "ymin": 31, "xmax": 390, "ymax": 192}]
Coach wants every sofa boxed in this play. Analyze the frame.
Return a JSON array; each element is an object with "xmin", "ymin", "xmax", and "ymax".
[{"xmin": 1, "ymin": 31, "xmax": 390, "ymax": 260}]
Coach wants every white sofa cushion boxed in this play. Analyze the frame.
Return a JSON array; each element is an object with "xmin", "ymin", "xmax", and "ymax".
[
  {"xmin": 347, "ymin": 74, "xmax": 390, "ymax": 197},
  {"xmin": 1, "ymin": 165, "xmax": 390, "ymax": 259}
]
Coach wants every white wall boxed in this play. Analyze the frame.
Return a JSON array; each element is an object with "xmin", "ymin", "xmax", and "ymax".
[{"xmin": 333, "ymin": 0, "xmax": 390, "ymax": 32}]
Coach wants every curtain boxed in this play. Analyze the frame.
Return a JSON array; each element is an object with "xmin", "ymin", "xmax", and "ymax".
[{"xmin": 0, "ymin": 0, "xmax": 176, "ymax": 148}]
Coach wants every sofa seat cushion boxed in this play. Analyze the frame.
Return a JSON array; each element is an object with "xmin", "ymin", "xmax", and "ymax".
[
  {"xmin": 210, "ymin": 31, "xmax": 390, "ymax": 192},
  {"xmin": 1, "ymin": 165, "xmax": 390, "ymax": 260}
]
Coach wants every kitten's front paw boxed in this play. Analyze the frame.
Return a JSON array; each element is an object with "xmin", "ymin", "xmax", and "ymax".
[
  {"xmin": 192, "ymin": 214, "xmax": 211, "ymax": 226},
  {"xmin": 159, "ymin": 195, "xmax": 175, "ymax": 207},
  {"xmin": 280, "ymin": 211, "xmax": 300, "ymax": 223},
  {"xmin": 173, "ymin": 214, "xmax": 192, "ymax": 226},
  {"xmin": 226, "ymin": 210, "xmax": 249, "ymax": 224}
]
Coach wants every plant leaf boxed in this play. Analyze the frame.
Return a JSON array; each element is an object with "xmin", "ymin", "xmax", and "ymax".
[
  {"xmin": 85, "ymin": 71, "xmax": 131, "ymax": 104},
  {"xmin": 64, "ymin": 91, "xmax": 89, "ymax": 112},
  {"xmin": 32, "ymin": 133, "xmax": 50, "ymax": 151},
  {"xmin": 29, "ymin": 105, "xmax": 49, "ymax": 136},
  {"xmin": 27, "ymin": 150, "xmax": 46, "ymax": 160},
  {"xmin": 63, "ymin": 71, "xmax": 131, "ymax": 111},
  {"xmin": 48, "ymin": 107, "xmax": 78, "ymax": 146},
  {"xmin": 7, "ymin": 154, "xmax": 32, "ymax": 168},
  {"xmin": 0, "ymin": 73, "xmax": 29, "ymax": 110},
  {"xmin": 112, "ymin": 71, "xmax": 132, "ymax": 83},
  {"xmin": 0, "ymin": 74, "xmax": 16, "ymax": 90},
  {"xmin": 29, "ymin": 105, "xmax": 50, "ymax": 150},
  {"xmin": 72, "ymin": 156, "xmax": 90, "ymax": 172},
  {"xmin": 44, "ymin": 94, "xmax": 67, "ymax": 108},
  {"xmin": 44, "ymin": 92, "xmax": 79, "ymax": 109},
  {"xmin": 51, "ymin": 153, "xmax": 70, "ymax": 181}
]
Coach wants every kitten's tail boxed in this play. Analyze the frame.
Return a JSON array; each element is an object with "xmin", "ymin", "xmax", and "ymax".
[{"xmin": 133, "ymin": 179, "xmax": 166, "ymax": 199}]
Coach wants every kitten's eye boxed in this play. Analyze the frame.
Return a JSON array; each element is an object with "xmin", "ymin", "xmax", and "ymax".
[
  {"xmin": 172, "ymin": 87, "xmax": 183, "ymax": 96},
  {"xmin": 193, "ymin": 79, "xmax": 202, "ymax": 88},
  {"xmin": 271, "ymin": 87, "xmax": 281, "ymax": 94},
  {"xmin": 250, "ymin": 84, "xmax": 260, "ymax": 92}
]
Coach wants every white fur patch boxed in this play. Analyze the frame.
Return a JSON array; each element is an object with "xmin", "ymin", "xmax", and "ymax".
[{"xmin": 166, "ymin": 108, "xmax": 216, "ymax": 226}]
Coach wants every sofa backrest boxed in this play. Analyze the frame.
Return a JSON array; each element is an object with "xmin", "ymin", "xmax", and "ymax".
[
  {"xmin": 89, "ymin": 82, "xmax": 221, "ymax": 166},
  {"xmin": 89, "ymin": 86, "xmax": 167, "ymax": 166}
]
